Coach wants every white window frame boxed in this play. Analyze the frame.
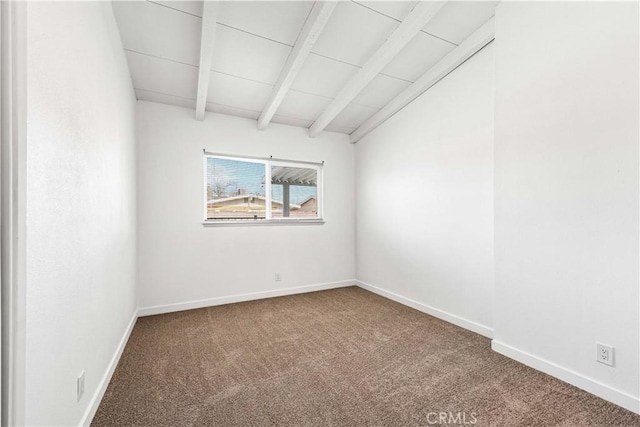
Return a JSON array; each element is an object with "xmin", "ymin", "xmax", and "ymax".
[{"xmin": 202, "ymin": 153, "xmax": 324, "ymax": 227}]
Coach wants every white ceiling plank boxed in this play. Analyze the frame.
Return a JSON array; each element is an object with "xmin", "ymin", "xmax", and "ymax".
[
  {"xmin": 324, "ymin": 124, "xmax": 356, "ymax": 134},
  {"xmin": 151, "ymin": 1, "xmax": 204, "ymax": 17},
  {"xmin": 271, "ymin": 115, "xmax": 314, "ymax": 129},
  {"xmin": 277, "ymin": 90, "xmax": 333, "ymax": 121},
  {"xmin": 351, "ymin": 17, "xmax": 495, "ymax": 143},
  {"xmin": 113, "ymin": 0, "xmax": 497, "ymax": 133},
  {"xmin": 424, "ymin": 1, "xmax": 499, "ymax": 45},
  {"xmin": 291, "ymin": 54, "xmax": 359, "ymax": 99},
  {"xmin": 217, "ymin": 1, "xmax": 314, "ymax": 46},
  {"xmin": 207, "ymin": 73, "xmax": 274, "ymax": 112},
  {"xmin": 211, "ymin": 24, "xmax": 292, "ymax": 85},
  {"xmin": 308, "ymin": 1, "xmax": 446, "ymax": 137},
  {"xmin": 382, "ymin": 32, "xmax": 456, "ymax": 82},
  {"xmin": 126, "ymin": 51, "xmax": 197, "ymax": 99},
  {"xmin": 195, "ymin": 1, "xmax": 220, "ymax": 121},
  {"xmin": 355, "ymin": 1, "xmax": 418, "ymax": 21},
  {"xmin": 206, "ymin": 102, "xmax": 261, "ymax": 121},
  {"xmin": 328, "ymin": 102, "xmax": 379, "ymax": 130},
  {"xmin": 258, "ymin": 1, "xmax": 337, "ymax": 130},
  {"xmin": 112, "ymin": 1, "xmax": 202, "ymax": 66},
  {"xmin": 135, "ymin": 89, "xmax": 196, "ymax": 110},
  {"xmin": 312, "ymin": 2, "xmax": 399, "ymax": 67},
  {"xmin": 353, "ymin": 74, "xmax": 412, "ymax": 109}
]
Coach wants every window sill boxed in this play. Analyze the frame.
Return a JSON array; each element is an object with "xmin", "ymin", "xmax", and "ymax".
[{"xmin": 202, "ymin": 219, "xmax": 325, "ymax": 227}]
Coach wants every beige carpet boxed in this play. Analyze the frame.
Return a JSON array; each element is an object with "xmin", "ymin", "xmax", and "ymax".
[{"xmin": 93, "ymin": 287, "xmax": 640, "ymax": 426}]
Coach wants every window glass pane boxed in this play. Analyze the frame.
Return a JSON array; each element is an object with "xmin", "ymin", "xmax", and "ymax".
[
  {"xmin": 206, "ymin": 157, "xmax": 266, "ymax": 220},
  {"xmin": 270, "ymin": 166, "xmax": 318, "ymax": 219}
]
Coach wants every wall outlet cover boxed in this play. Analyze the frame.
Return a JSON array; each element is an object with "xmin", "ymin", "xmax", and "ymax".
[
  {"xmin": 77, "ymin": 371, "xmax": 85, "ymax": 402},
  {"xmin": 596, "ymin": 343, "xmax": 614, "ymax": 367}
]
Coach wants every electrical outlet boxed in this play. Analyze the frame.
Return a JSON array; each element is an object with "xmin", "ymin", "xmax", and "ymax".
[
  {"xmin": 596, "ymin": 343, "xmax": 614, "ymax": 367},
  {"xmin": 275, "ymin": 272, "xmax": 281, "ymax": 282},
  {"xmin": 77, "ymin": 371, "xmax": 85, "ymax": 402}
]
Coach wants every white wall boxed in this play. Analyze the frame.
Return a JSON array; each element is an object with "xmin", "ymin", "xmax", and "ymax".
[
  {"xmin": 22, "ymin": 2, "xmax": 639, "ymax": 423},
  {"xmin": 492, "ymin": 1, "xmax": 639, "ymax": 412},
  {"xmin": 136, "ymin": 102, "xmax": 355, "ymax": 311},
  {"xmin": 355, "ymin": 43, "xmax": 495, "ymax": 336},
  {"xmin": 26, "ymin": 2, "xmax": 137, "ymax": 426}
]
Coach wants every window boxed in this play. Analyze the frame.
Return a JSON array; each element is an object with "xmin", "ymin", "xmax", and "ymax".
[{"xmin": 204, "ymin": 154, "xmax": 323, "ymax": 224}]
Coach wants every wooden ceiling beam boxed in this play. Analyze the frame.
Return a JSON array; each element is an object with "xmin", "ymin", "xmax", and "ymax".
[
  {"xmin": 350, "ymin": 17, "xmax": 495, "ymax": 143},
  {"xmin": 308, "ymin": 1, "xmax": 446, "ymax": 137},
  {"xmin": 195, "ymin": 1, "xmax": 220, "ymax": 121},
  {"xmin": 257, "ymin": 1, "xmax": 337, "ymax": 130}
]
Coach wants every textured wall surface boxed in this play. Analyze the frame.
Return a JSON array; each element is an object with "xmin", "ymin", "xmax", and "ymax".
[
  {"xmin": 26, "ymin": 2, "xmax": 137, "ymax": 425},
  {"xmin": 493, "ymin": 1, "xmax": 639, "ymax": 410},
  {"xmin": 136, "ymin": 102, "xmax": 355, "ymax": 311},
  {"xmin": 355, "ymin": 43, "xmax": 495, "ymax": 333}
]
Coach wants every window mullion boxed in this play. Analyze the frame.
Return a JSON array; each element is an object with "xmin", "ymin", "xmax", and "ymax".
[
  {"xmin": 316, "ymin": 166, "xmax": 323, "ymax": 219},
  {"xmin": 265, "ymin": 161, "xmax": 272, "ymax": 220}
]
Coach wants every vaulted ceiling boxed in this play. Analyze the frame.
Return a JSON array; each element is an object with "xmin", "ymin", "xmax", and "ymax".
[{"xmin": 112, "ymin": 1, "xmax": 497, "ymax": 141}]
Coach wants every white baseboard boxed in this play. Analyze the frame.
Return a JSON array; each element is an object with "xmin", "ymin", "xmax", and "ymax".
[
  {"xmin": 492, "ymin": 340, "xmax": 640, "ymax": 414},
  {"xmin": 138, "ymin": 280, "xmax": 356, "ymax": 317},
  {"xmin": 80, "ymin": 311, "xmax": 138, "ymax": 426},
  {"xmin": 355, "ymin": 280, "xmax": 493, "ymax": 339}
]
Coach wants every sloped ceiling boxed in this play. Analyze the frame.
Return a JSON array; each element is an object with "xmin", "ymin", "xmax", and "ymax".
[{"xmin": 112, "ymin": 1, "xmax": 497, "ymax": 139}]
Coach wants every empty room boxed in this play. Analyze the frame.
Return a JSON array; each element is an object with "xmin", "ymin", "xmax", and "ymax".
[{"xmin": 2, "ymin": 0, "xmax": 640, "ymax": 425}]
